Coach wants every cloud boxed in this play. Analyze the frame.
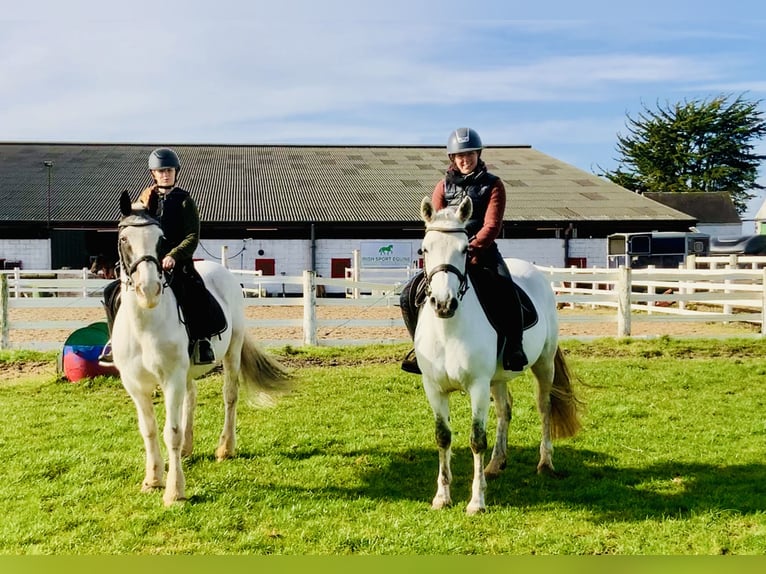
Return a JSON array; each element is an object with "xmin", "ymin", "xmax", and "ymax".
[{"xmin": 0, "ymin": 7, "xmax": 759, "ymax": 149}]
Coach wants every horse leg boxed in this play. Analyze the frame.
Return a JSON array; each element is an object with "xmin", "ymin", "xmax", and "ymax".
[
  {"xmin": 181, "ymin": 378, "xmax": 197, "ymax": 458},
  {"xmin": 162, "ymin": 380, "xmax": 187, "ymax": 505},
  {"xmin": 425, "ymin": 385, "xmax": 452, "ymax": 510},
  {"xmin": 466, "ymin": 383, "xmax": 490, "ymax": 515},
  {"xmin": 215, "ymin": 348, "xmax": 241, "ymax": 461},
  {"xmin": 531, "ymin": 359, "xmax": 556, "ymax": 474},
  {"xmin": 485, "ymin": 380, "xmax": 512, "ymax": 479},
  {"xmin": 128, "ymin": 390, "xmax": 165, "ymax": 492}
]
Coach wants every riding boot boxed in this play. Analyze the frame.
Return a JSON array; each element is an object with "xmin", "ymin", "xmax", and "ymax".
[
  {"xmin": 98, "ymin": 279, "xmax": 121, "ymax": 367},
  {"xmin": 399, "ymin": 272, "xmax": 424, "ymax": 374},
  {"xmin": 192, "ymin": 338, "xmax": 215, "ymax": 365},
  {"xmin": 501, "ymin": 277, "xmax": 528, "ymax": 372}
]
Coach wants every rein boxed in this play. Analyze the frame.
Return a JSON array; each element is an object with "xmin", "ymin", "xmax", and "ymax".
[{"xmin": 424, "ymin": 225, "xmax": 470, "ymax": 300}]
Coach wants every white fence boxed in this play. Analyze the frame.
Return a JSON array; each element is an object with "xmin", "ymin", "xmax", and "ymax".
[{"xmin": 2, "ymin": 256, "xmax": 766, "ymax": 351}]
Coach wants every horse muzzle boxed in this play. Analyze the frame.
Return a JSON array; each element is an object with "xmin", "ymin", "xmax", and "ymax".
[
  {"xmin": 135, "ymin": 283, "xmax": 162, "ymax": 309},
  {"xmin": 430, "ymin": 295, "xmax": 458, "ymax": 318}
]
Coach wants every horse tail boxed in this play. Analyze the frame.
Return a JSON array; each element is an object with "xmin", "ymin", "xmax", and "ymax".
[
  {"xmin": 239, "ymin": 334, "xmax": 293, "ymax": 405},
  {"xmin": 549, "ymin": 346, "xmax": 582, "ymax": 439}
]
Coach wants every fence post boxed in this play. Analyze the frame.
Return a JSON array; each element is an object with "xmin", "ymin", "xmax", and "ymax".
[
  {"xmin": 0, "ymin": 274, "xmax": 8, "ymax": 349},
  {"xmin": 303, "ymin": 270, "xmax": 317, "ymax": 346},
  {"xmin": 81, "ymin": 267, "xmax": 89, "ymax": 298},
  {"xmin": 13, "ymin": 267, "xmax": 20, "ymax": 299},
  {"xmin": 617, "ymin": 266, "xmax": 631, "ymax": 337},
  {"xmin": 723, "ymin": 254, "xmax": 737, "ymax": 319},
  {"xmin": 761, "ymin": 268, "xmax": 766, "ymax": 336},
  {"xmin": 352, "ymin": 249, "xmax": 361, "ymax": 300}
]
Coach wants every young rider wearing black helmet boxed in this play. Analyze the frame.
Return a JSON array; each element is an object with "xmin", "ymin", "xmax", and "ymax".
[
  {"xmin": 400, "ymin": 127, "xmax": 528, "ymax": 374},
  {"xmin": 99, "ymin": 147, "xmax": 216, "ymax": 366}
]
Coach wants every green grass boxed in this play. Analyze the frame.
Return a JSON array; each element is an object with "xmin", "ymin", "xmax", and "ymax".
[{"xmin": 1, "ymin": 339, "xmax": 765, "ymax": 554}]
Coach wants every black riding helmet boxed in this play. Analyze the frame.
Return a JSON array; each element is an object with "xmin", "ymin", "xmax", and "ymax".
[
  {"xmin": 148, "ymin": 147, "xmax": 180, "ymax": 186},
  {"xmin": 446, "ymin": 127, "xmax": 483, "ymax": 155}
]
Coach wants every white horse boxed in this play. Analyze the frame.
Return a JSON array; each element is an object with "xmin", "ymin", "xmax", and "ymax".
[
  {"xmin": 112, "ymin": 190, "xmax": 291, "ymax": 506},
  {"xmin": 415, "ymin": 196, "xmax": 581, "ymax": 514}
]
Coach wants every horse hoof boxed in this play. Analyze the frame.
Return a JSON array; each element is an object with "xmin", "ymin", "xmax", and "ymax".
[
  {"xmin": 141, "ymin": 481, "xmax": 164, "ymax": 492},
  {"xmin": 466, "ymin": 503, "xmax": 486, "ymax": 515},
  {"xmin": 215, "ymin": 448, "xmax": 234, "ymax": 461},
  {"xmin": 163, "ymin": 495, "xmax": 187, "ymax": 507},
  {"xmin": 431, "ymin": 497, "xmax": 451, "ymax": 510},
  {"xmin": 536, "ymin": 463, "xmax": 558, "ymax": 477},
  {"xmin": 484, "ymin": 460, "xmax": 506, "ymax": 480}
]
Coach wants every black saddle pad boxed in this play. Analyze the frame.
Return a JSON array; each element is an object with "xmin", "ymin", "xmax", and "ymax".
[
  {"xmin": 203, "ymin": 290, "xmax": 228, "ymax": 338},
  {"xmin": 407, "ymin": 268, "xmax": 538, "ymax": 332},
  {"xmin": 169, "ymin": 269, "xmax": 228, "ymax": 340},
  {"xmin": 466, "ymin": 267, "xmax": 538, "ymax": 334},
  {"xmin": 516, "ymin": 285, "xmax": 538, "ymax": 331}
]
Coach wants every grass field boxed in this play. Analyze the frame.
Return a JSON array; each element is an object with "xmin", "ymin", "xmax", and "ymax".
[{"xmin": 0, "ymin": 339, "xmax": 765, "ymax": 555}]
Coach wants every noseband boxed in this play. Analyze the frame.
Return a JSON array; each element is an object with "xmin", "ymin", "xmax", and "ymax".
[
  {"xmin": 424, "ymin": 226, "xmax": 470, "ymax": 300},
  {"xmin": 117, "ymin": 214, "xmax": 167, "ymax": 289}
]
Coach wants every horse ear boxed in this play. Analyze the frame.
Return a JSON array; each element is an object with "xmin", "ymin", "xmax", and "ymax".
[
  {"xmin": 119, "ymin": 190, "xmax": 132, "ymax": 216},
  {"xmin": 457, "ymin": 196, "xmax": 473, "ymax": 223},
  {"xmin": 145, "ymin": 189, "xmax": 159, "ymax": 217},
  {"xmin": 421, "ymin": 197, "xmax": 434, "ymax": 223}
]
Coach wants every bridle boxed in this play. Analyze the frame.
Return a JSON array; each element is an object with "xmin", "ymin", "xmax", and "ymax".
[
  {"xmin": 117, "ymin": 214, "xmax": 168, "ymax": 290},
  {"xmin": 423, "ymin": 225, "xmax": 470, "ymax": 301}
]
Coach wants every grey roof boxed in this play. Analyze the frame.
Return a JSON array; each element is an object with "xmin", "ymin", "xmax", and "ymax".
[
  {"xmin": 642, "ymin": 192, "xmax": 741, "ymax": 224},
  {"xmin": 0, "ymin": 142, "xmax": 694, "ymax": 226}
]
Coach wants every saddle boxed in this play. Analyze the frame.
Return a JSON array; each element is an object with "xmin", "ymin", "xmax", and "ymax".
[
  {"xmin": 168, "ymin": 266, "xmax": 228, "ymax": 342},
  {"xmin": 405, "ymin": 267, "xmax": 538, "ymax": 342},
  {"xmin": 104, "ymin": 266, "xmax": 228, "ymax": 348},
  {"xmin": 466, "ymin": 266, "xmax": 538, "ymax": 333}
]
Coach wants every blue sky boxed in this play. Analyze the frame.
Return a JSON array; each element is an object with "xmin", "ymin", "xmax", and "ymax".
[{"xmin": 4, "ymin": 1, "xmax": 766, "ymax": 220}]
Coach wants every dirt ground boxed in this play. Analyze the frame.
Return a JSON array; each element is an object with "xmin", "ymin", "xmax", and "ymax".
[
  {"xmin": 5, "ymin": 303, "xmax": 762, "ymax": 346},
  {"xmin": 2, "ymin": 304, "xmax": 761, "ymax": 382}
]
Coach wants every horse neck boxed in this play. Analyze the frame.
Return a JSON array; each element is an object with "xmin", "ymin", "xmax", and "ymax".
[{"xmin": 121, "ymin": 284, "xmax": 179, "ymax": 329}]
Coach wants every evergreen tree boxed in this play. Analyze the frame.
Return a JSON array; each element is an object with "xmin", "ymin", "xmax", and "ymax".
[{"xmin": 599, "ymin": 94, "xmax": 766, "ymax": 213}]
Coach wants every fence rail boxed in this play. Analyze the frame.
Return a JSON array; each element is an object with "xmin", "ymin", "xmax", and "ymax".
[{"xmin": 2, "ymin": 255, "xmax": 766, "ymax": 351}]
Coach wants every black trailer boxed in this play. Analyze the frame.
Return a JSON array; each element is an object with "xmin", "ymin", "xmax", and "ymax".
[{"xmin": 607, "ymin": 231, "xmax": 710, "ymax": 269}]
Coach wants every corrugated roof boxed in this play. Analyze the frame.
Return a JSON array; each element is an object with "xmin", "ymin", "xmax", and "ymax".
[
  {"xmin": 642, "ymin": 192, "xmax": 741, "ymax": 224},
  {"xmin": 0, "ymin": 142, "xmax": 694, "ymax": 225}
]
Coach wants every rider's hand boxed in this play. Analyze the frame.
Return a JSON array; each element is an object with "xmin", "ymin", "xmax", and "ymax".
[
  {"xmin": 162, "ymin": 255, "xmax": 176, "ymax": 271},
  {"xmin": 467, "ymin": 245, "xmax": 479, "ymax": 266}
]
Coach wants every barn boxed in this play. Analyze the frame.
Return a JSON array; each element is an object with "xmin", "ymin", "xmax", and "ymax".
[{"xmin": 0, "ymin": 142, "xmax": 696, "ymax": 294}]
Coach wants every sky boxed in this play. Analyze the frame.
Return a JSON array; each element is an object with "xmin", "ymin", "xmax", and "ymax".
[{"xmin": 4, "ymin": 0, "xmax": 766, "ymax": 223}]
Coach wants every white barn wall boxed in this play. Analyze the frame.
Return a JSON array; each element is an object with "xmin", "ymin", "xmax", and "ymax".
[
  {"xmin": 496, "ymin": 238, "xmax": 607, "ymax": 268},
  {"xmin": 0, "ymin": 239, "xmax": 50, "ymax": 269},
  {"xmin": 6, "ymin": 235, "xmax": 609, "ymax": 287},
  {"xmin": 568, "ymin": 238, "xmax": 608, "ymax": 268},
  {"xmin": 497, "ymin": 238, "xmax": 565, "ymax": 267}
]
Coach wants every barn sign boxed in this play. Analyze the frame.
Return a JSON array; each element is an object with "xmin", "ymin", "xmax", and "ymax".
[{"xmin": 360, "ymin": 241, "xmax": 413, "ymax": 268}]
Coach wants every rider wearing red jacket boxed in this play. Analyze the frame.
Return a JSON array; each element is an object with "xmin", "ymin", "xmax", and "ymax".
[{"xmin": 400, "ymin": 127, "xmax": 527, "ymax": 374}]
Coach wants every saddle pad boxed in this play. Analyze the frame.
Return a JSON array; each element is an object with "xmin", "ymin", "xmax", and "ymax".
[{"xmin": 516, "ymin": 285, "xmax": 538, "ymax": 331}]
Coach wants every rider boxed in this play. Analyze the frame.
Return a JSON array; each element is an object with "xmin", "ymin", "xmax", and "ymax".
[
  {"xmin": 99, "ymin": 147, "xmax": 215, "ymax": 366},
  {"xmin": 400, "ymin": 127, "xmax": 528, "ymax": 374}
]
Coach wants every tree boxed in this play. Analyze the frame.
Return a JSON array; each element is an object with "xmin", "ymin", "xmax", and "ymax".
[{"xmin": 599, "ymin": 94, "xmax": 766, "ymax": 213}]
